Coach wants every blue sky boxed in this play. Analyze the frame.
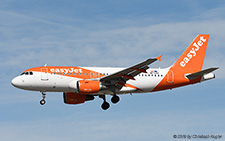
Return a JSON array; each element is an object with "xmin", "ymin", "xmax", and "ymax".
[{"xmin": 0, "ymin": 0, "xmax": 225, "ymax": 140}]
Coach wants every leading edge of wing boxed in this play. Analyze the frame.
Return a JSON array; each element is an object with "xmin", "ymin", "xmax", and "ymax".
[{"xmin": 100, "ymin": 55, "xmax": 163, "ymax": 83}]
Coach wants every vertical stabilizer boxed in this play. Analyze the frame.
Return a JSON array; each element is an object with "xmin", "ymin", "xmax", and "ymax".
[{"xmin": 172, "ymin": 34, "xmax": 210, "ymax": 73}]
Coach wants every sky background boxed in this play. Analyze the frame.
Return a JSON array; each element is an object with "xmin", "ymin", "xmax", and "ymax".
[{"xmin": 0, "ymin": 0, "xmax": 225, "ymax": 140}]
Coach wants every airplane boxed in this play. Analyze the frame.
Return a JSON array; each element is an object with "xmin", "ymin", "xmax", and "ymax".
[{"xmin": 11, "ymin": 34, "xmax": 218, "ymax": 110}]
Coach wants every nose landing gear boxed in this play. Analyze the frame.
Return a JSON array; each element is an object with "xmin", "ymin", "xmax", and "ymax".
[{"xmin": 40, "ymin": 92, "xmax": 46, "ymax": 105}]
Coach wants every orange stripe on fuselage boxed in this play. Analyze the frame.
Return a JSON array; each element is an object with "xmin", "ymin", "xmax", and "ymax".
[
  {"xmin": 125, "ymin": 83, "xmax": 144, "ymax": 92},
  {"xmin": 152, "ymin": 67, "xmax": 201, "ymax": 92},
  {"xmin": 25, "ymin": 66, "xmax": 105, "ymax": 79}
]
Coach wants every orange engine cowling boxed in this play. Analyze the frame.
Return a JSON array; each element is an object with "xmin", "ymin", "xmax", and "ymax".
[
  {"xmin": 63, "ymin": 92, "xmax": 94, "ymax": 105},
  {"xmin": 77, "ymin": 80, "xmax": 100, "ymax": 94}
]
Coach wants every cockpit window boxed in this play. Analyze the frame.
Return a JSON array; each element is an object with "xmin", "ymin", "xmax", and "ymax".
[{"xmin": 20, "ymin": 71, "xmax": 33, "ymax": 75}]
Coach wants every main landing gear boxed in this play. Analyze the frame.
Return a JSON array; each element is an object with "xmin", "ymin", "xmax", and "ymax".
[
  {"xmin": 99, "ymin": 94, "xmax": 120, "ymax": 110},
  {"xmin": 111, "ymin": 95, "xmax": 120, "ymax": 104},
  {"xmin": 40, "ymin": 92, "xmax": 46, "ymax": 105},
  {"xmin": 99, "ymin": 95, "xmax": 110, "ymax": 110}
]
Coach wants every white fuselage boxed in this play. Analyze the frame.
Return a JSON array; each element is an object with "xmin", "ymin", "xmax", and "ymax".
[{"xmin": 11, "ymin": 67, "xmax": 170, "ymax": 95}]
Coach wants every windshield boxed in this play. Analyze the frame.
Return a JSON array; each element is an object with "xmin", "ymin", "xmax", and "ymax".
[{"xmin": 20, "ymin": 71, "xmax": 33, "ymax": 75}]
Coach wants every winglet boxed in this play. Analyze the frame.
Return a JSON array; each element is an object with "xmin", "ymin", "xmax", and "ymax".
[{"xmin": 156, "ymin": 55, "xmax": 163, "ymax": 62}]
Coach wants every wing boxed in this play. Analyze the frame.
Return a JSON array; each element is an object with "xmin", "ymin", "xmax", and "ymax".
[{"xmin": 99, "ymin": 55, "xmax": 162, "ymax": 93}]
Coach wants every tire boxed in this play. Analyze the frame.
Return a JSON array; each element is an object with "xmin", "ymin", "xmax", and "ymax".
[
  {"xmin": 40, "ymin": 99, "xmax": 46, "ymax": 105},
  {"xmin": 111, "ymin": 95, "xmax": 120, "ymax": 104},
  {"xmin": 101, "ymin": 102, "xmax": 110, "ymax": 110}
]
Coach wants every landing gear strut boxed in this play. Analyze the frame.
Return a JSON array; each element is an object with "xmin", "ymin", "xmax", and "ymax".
[
  {"xmin": 99, "ymin": 95, "xmax": 110, "ymax": 110},
  {"xmin": 40, "ymin": 92, "xmax": 46, "ymax": 105}
]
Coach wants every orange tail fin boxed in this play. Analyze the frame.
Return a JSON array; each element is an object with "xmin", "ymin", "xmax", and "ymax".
[{"xmin": 172, "ymin": 34, "xmax": 210, "ymax": 73}]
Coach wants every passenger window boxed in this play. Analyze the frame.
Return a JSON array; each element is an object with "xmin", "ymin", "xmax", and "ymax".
[{"xmin": 86, "ymin": 73, "xmax": 88, "ymax": 75}]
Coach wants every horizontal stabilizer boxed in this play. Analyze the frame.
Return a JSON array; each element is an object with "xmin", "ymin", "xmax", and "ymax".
[{"xmin": 186, "ymin": 67, "xmax": 219, "ymax": 80}]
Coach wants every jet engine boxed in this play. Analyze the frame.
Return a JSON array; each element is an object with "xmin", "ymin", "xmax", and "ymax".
[
  {"xmin": 63, "ymin": 92, "xmax": 94, "ymax": 105},
  {"xmin": 77, "ymin": 80, "xmax": 101, "ymax": 94}
]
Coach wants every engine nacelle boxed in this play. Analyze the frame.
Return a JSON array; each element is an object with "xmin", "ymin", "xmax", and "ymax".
[
  {"xmin": 77, "ymin": 80, "xmax": 101, "ymax": 94},
  {"xmin": 201, "ymin": 73, "xmax": 215, "ymax": 82},
  {"xmin": 63, "ymin": 92, "xmax": 94, "ymax": 105}
]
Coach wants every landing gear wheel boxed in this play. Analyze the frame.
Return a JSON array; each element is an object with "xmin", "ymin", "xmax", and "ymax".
[
  {"xmin": 40, "ymin": 99, "xmax": 46, "ymax": 105},
  {"xmin": 99, "ymin": 95, "xmax": 110, "ymax": 110},
  {"xmin": 101, "ymin": 102, "xmax": 110, "ymax": 110},
  {"xmin": 111, "ymin": 95, "xmax": 120, "ymax": 104},
  {"xmin": 40, "ymin": 92, "xmax": 46, "ymax": 105}
]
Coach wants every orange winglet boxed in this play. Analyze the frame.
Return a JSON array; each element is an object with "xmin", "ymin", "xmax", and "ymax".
[
  {"xmin": 131, "ymin": 68, "xmax": 147, "ymax": 73},
  {"xmin": 156, "ymin": 55, "xmax": 163, "ymax": 62}
]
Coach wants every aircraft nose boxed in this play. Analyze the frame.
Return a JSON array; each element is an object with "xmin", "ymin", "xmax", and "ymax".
[{"xmin": 11, "ymin": 77, "xmax": 21, "ymax": 88}]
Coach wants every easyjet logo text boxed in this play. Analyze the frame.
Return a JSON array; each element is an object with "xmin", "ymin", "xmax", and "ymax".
[
  {"xmin": 180, "ymin": 36, "xmax": 206, "ymax": 67},
  {"xmin": 50, "ymin": 68, "xmax": 83, "ymax": 73}
]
